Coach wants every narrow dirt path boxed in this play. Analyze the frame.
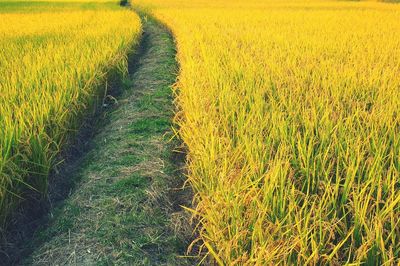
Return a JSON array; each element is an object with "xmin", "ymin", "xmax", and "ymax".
[{"xmin": 21, "ymin": 14, "xmax": 192, "ymax": 265}]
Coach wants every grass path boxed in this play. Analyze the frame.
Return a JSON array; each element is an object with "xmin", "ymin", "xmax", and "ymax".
[{"xmin": 17, "ymin": 14, "xmax": 192, "ymax": 265}]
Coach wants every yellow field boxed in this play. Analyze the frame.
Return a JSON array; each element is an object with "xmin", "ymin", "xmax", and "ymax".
[
  {"xmin": 133, "ymin": 0, "xmax": 400, "ymax": 264},
  {"xmin": 0, "ymin": 8, "xmax": 141, "ymax": 224}
]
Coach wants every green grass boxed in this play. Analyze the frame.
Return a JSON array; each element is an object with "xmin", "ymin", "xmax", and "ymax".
[
  {"xmin": 130, "ymin": 117, "xmax": 171, "ymax": 134},
  {"xmin": 17, "ymin": 14, "xmax": 193, "ymax": 265}
]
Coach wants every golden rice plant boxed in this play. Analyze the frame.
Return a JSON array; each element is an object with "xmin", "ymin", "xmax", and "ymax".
[
  {"xmin": 0, "ymin": 8, "xmax": 141, "ymax": 226},
  {"xmin": 133, "ymin": 0, "xmax": 400, "ymax": 264}
]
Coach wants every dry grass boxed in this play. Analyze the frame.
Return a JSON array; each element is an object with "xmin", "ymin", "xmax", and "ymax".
[{"xmin": 133, "ymin": 0, "xmax": 400, "ymax": 264}]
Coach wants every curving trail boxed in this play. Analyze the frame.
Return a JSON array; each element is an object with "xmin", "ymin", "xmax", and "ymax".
[{"xmin": 18, "ymin": 14, "xmax": 192, "ymax": 266}]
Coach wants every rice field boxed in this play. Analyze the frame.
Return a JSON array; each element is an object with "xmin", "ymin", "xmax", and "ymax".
[
  {"xmin": 1, "ymin": 0, "xmax": 399, "ymax": 264},
  {"xmin": 0, "ymin": 2, "xmax": 141, "ymax": 226},
  {"xmin": 133, "ymin": 0, "xmax": 400, "ymax": 264}
]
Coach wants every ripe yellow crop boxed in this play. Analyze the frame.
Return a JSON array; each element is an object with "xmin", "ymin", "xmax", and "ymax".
[
  {"xmin": 133, "ymin": 0, "xmax": 400, "ymax": 264},
  {"xmin": 0, "ymin": 8, "xmax": 141, "ymax": 225}
]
